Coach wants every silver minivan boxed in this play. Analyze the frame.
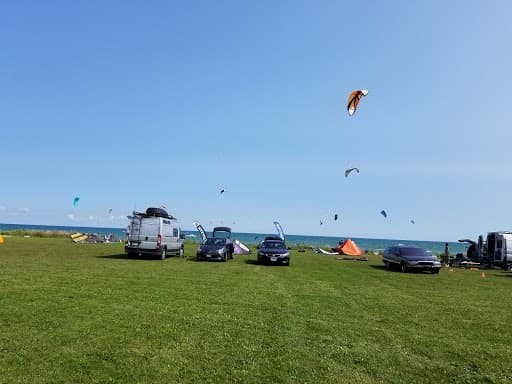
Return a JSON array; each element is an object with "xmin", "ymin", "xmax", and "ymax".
[{"xmin": 125, "ymin": 208, "xmax": 184, "ymax": 260}]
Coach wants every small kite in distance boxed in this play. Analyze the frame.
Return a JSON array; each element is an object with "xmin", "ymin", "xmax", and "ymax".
[
  {"xmin": 320, "ymin": 220, "xmax": 324, "ymax": 226},
  {"xmin": 347, "ymin": 89, "xmax": 368, "ymax": 116},
  {"xmin": 345, "ymin": 167, "xmax": 360, "ymax": 177},
  {"xmin": 220, "ymin": 189, "xmax": 225, "ymax": 195},
  {"xmin": 380, "ymin": 210, "xmax": 387, "ymax": 218},
  {"xmin": 334, "ymin": 214, "xmax": 338, "ymax": 221},
  {"xmin": 108, "ymin": 209, "xmax": 112, "ymax": 215},
  {"xmin": 73, "ymin": 197, "xmax": 80, "ymax": 207},
  {"xmin": 410, "ymin": 219, "xmax": 415, "ymax": 224}
]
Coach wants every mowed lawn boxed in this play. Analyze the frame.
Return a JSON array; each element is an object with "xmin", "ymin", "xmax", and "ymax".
[{"xmin": 1, "ymin": 237, "xmax": 512, "ymax": 383}]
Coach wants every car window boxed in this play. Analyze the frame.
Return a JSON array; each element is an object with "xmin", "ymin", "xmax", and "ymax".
[
  {"xmin": 205, "ymin": 238, "xmax": 226, "ymax": 245},
  {"xmin": 262, "ymin": 241, "xmax": 284, "ymax": 249}
]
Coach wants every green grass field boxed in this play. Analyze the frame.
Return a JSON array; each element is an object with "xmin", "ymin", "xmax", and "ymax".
[{"xmin": 1, "ymin": 236, "xmax": 511, "ymax": 383}]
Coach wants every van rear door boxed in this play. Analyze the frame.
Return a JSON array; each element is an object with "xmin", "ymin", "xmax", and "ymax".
[
  {"xmin": 139, "ymin": 217, "xmax": 160, "ymax": 249},
  {"xmin": 128, "ymin": 215, "xmax": 142, "ymax": 243}
]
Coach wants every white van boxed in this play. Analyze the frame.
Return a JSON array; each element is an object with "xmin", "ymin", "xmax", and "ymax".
[
  {"xmin": 486, "ymin": 231, "xmax": 512, "ymax": 271},
  {"xmin": 125, "ymin": 208, "xmax": 184, "ymax": 260}
]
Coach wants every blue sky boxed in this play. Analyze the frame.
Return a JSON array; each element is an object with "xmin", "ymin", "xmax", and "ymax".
[{"xmin": 1, "ymin": 0, "xmax": 511, "ymax": 241}]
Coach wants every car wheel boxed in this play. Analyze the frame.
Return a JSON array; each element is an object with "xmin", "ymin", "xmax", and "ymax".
[
  {"xmin": 432, "ymin": 268, "xmax": 440, "ymax": 274},
  {"xmin": 384, "ymin": 261, "xmax": 390, "ymax": 270},
  {"xmin": 400, "ymin": 263, "xmax": 407, "ymax": 273},
  {"xmin": 161, "ymin": 247, "xmax": 167, "ymax": 260}
]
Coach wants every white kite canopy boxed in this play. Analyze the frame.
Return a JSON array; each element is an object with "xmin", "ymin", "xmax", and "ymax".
[
  {"xmin": 273, "ymin": 221, "xmax": 285, "ymax": 241},
  {"xmin": 233, "ymin": 239, "xmax": 251, "ymax": 254},
  {"xmin": 193, "ymin": 222, "xmax": 208, "ymax": 242}
]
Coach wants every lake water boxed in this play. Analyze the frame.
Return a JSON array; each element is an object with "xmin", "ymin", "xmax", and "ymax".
[{"xmin": 0, "ymin": 222, "xmax": 467, "ymax": 255}]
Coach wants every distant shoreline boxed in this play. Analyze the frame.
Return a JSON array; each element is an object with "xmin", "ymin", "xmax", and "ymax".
[{"xmin": 0, "ymin": 222, "xmax": 468, "ymax": 255}]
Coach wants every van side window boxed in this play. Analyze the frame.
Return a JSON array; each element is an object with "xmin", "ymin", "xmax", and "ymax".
[
  {"xmin": 173, "ymin": 228, "xmax": 179, "ymax": 237},
  {"xmin": 497, "ymin": 239, "xmax": 503, "ymax": 249}
]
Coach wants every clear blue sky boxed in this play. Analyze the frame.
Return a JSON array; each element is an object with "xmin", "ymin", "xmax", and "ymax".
[{"xmin": 1, "ymin": 0, "xmax": 511, "ymax": 242}]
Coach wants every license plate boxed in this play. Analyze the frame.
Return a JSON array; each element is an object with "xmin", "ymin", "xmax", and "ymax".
[{"xmin": 271, "ymin": 257, "xmax": 277, "ymax": 262}]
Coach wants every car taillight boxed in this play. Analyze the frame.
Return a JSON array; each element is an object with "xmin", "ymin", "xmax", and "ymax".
[
  {"xmin": 157, "ymin": 234, "xmax": 162, "ymax": 246},
  {"xmin": 125, "ymin": 231, "xmax": 129, "ymax": 240}
]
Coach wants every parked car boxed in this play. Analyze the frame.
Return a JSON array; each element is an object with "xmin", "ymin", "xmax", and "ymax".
[
  {"xmin": 257, "ymin": 238, "xmax": 290, "ymax": 266},
  {"xmin": 382, "ymin": 245, "xmax": 441, "ymax": 273},
  {"xmin": 196, "ymin": 226, "xmax": 234, "ymax": 262},
  {"xmin": 125, "ymin": 208, "xmax": 184, "ymax": 260}
]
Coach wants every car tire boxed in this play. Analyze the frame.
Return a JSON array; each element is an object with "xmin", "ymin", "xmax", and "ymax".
[
  {"xmin": 400, "ymin": 262, "xmax": 407, "ymax": 273},
  {"xmin": 432, "ymin": 268, "xmax": 440, "ymax": 274},
  {"xmin": 384, "ymin": 261, "xmax": 390, "ymax": 270},
  {"xmin": 161, "ymin": 247, "xmax": 167, "ymax": 260}
]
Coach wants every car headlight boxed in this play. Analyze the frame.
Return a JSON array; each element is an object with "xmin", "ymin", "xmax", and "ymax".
[{"xmin": 282, "ymin": 252, "xmax": 290, "ymax": 258}]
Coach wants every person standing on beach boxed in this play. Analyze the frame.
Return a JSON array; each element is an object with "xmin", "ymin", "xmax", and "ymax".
[{"xmin": 444, "ymin": 243, "xmax": 449, "ymax": 265}]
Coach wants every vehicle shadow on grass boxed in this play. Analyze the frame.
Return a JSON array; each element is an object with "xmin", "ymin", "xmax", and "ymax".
[
  {"xmin": 96, "ymin": 254, "xmax": 169, "ymax": 261},
  {"xmin": 368, "ymin": 265, "xmax": 435, "ymax": 274},
  {"xmin": 493, "ymin": 272, "xmax": 512, "ymax": 278},
  {"xmin": 369, "ymin": 265, "xmax": 388, "ymax": 271},
  {"xmin": 244, "ymin": 260, "xmax": 288, "ymax": 266},
  {"xmin": 96, "ymin": 254, "xmax": 132, "ymax": 260}
]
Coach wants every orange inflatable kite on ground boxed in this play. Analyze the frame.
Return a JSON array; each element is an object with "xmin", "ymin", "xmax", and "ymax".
[
  {"xmin": 0, "ymin": 235, "xmax": 4, "ymax": 244},
  {"xmin": 336, "ymin": 239, "xmax": 364, "ymax": 256}
]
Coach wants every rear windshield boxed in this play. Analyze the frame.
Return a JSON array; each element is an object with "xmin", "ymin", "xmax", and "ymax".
[
  {"xmin": 204, "ymin": 238, "xmax": 226, "ymax": 245},
  {"xmin": 212, "ymin": 231, "xmax": 230, "ymax": 239},
  {"xmin": 261, "ymin": 241, "xmax": 285, "ymax": 249},
  {"xmin": 399, "ymin": 247, "xmax": 429, "ymax": 256}
]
